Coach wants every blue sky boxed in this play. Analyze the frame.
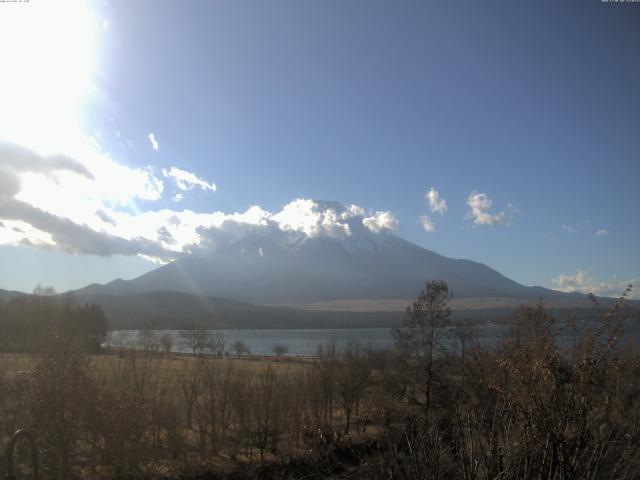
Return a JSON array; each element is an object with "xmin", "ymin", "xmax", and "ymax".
[{"xmin": 0, "ymin": 0, "xmax": 638, "ymax": 297}]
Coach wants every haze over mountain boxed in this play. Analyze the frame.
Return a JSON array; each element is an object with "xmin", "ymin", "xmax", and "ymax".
[{"xmin": 75, "ymin": 201, "xmax": 578, "ymax": 306}]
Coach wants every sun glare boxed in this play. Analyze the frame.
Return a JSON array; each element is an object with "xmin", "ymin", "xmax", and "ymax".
[{"xmin": 0, "ymin": 0, "xmax": 98, "ymax": 157}]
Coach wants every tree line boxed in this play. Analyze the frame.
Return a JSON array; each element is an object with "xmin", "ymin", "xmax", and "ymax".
[{"xmin": 0, "ymin": 288, "xmax": 108, "ymax": 352}]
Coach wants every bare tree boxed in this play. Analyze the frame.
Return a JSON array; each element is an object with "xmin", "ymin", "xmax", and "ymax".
[
  {"xmin": 208, "ymin": 332, "xmax": 226, "ymax": 357},
  {"xmin": 160, "ymin": 333, "xmax": 173, "ymax": 355},
  {"xmin": 336, "ymin": 341, "xmax": 372, "ymax": 433},
  {"xmin": 138, "ymin": 323, "xmax": 160, "ymax": 353},
  {"xmin": 231, "ymin": 339, "xmax": 250, "ymax": 358},
  {"xmin": 178, "ymin": 360, "xmax": 202, "ymax": 431},
  {"xmin": 392, "ymin": 280, "xmax": 451, "ymax": 414},
  {"xmin": 33, "ymin": 284, "xmax": 57, "ymax": 296},
  {"xmin": 271, "ymin": 344, "xmax": 289, "ymax": 357},
  {"xmin": 180, "ymin": 323, "xmax": 209, "ymax": 356}
]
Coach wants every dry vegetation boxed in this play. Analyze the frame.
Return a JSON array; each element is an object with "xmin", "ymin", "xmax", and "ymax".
[{"xmin": 0, "ymin": 282, "xmax": 639, "ymax": 479}]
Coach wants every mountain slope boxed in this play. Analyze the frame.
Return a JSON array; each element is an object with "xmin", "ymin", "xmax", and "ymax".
[{"xmin": 75, "ymin": 220, "xmax": 568, "ymax": 304}]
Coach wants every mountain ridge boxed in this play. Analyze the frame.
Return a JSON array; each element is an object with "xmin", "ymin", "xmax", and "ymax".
[{"xmin": 73, "ymin": 222, "xmax": 577, "ymax": 304}]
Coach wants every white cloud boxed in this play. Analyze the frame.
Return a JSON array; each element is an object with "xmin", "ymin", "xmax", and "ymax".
[
  {"xmin": 0, "ymin": 144, "xmax": 399, "ymax": 261},
  {"xmin": 551, "ymin": 270, "xmax": 638, "ymax": 299},
  {"xmin": 419, "ymin": 215, "xmax": 436, "ymax": 233},
  {"xmin": 0, "ymin": 197, "xmax": 173, "ymax": 258},
  {"xmin": 162, "ymin": 166, "xmax": 217, "ymax": 192},
  {"xmin": 362, "ymin": 211, "xmax": 399, "ymax": 233},
  {"xmin": 426, "ymin": 187, "xmax": 447, "ymax": 214},
  {"xmin": 343, "ymin": 204, "xmax": 365, "ymax": 218},
  {"xmin": 172, "ymin": 193, "xmax": 184, "ymax": 203},
  {"xmin": 273, "ymin": 199, "xmax": 351, "ymax": 238},
  {"xmin": 466, "ymin": 191, "xmax": 517, "ymax": 226},
  {"xmin": 596, "ymin": 229, "xmax": 610, "ymax": 236},
  {"xmin": 0, "ymin": 219, "xmax": 54, "ymax": 248},
  {"xmin": 148, "ymin": 133, "xmax": 159, "ymax": 151},
  {"xmin": 562, "ymin": 224, "xmax": 577, "ymax": 233}
]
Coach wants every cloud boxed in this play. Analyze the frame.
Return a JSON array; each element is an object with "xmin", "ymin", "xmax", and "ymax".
[
  {"xmin": 0, "ymin": 142, "xmax": 94, "ymax": 200},
  {"xmin": 172, "ymin": 193, "xmax": 184, "ymax": 203},
  {"xmin": 0, "ymin": 219, "xmax": 54, "ymax": 248},
  {"xmin": 426, "ymin": 187, "xmax": 447, "ymax": 214},
  {"xmin": 148, "ymin": 133, "xmax": 159, "ymax": 151},
  {"xmin": 596, "ymin": 229, "xmax": 610, "ymax": 236},
  {"xmin": 551, "ymin": 270, "xmax": 638, "ymax": 299},
  {"xmin": 95, "ymin": 209, "xmax": 116, "ymax": 226},
  {"xmin": 0, "ymin": 197, "xmax": 399, "ymax": 262},
  {"xmin": 466, "ymin": 191, "xmax": 517, "ymax": 226},
  {"xmin": 0, "ymin": 140, "xmax": 169, "ymax": 257},
  {"xmin": 273, "ymin": 199, "xmax": 351, "ymax": 237},
  {"xmin": 0, "ymin": 197, "xmax": 174, "ymax": 258},
  {"xmin": 0, "ymin": 143, "xmax": 400, "ymax": 260},
  {"xmin": 562, "ymin": 224, "xmax": 577, "ymax": 233},
  {"xmin": 3, "ymin": 141, "xmax": 164, "ymax": 219},
  {"xmin": 419, "ymin": 215, "xmax": 436, "ymax": 232},
  {"xmin": 162, "ymin": 166, "xmax": 217, "ymax": 192},
  {"xmin": 362, "ymin": 210, "xmax": 399, "ymax": 233},
  {"xmin": 157, "ymin": 226, "xmax": 176, "ymax": 245}
]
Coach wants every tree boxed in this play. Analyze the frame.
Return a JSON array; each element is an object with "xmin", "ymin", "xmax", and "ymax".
[
  {"xmin": 336, "ymin": 341, "xmax": 372, "ymax": 433},
  {"xmin": 180, "ymin": 323, "xmax": 209, "ymax": 356},
  {"xmin": 208, "ymin": 332, "xmax": 226, "ymax": 356},
  {"xmin": 33, "ymin": 284, "xmax": 57, "ymax": 296},
  {"xmin": 160, "ymin": 334, "xmax": 173, "ymax": 355},
  {"xmin": 138, "ymin": 323, "xmax": 160, "ymax": 353},
  {"xmin": 271, "ymin": 344, "xmax": 289, "ymax": 357},
  {"xmin": 392, "ymin": 280, "xmax": 451, "ymax": 413},
  {"xmin": 231, "ymin": 340, "xmax": 250, "ymax": 358}
]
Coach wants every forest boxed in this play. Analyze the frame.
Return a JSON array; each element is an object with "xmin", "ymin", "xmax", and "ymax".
[{"xmin": 0, "ymin": 291, "xmax": 107, "ymax": 353}]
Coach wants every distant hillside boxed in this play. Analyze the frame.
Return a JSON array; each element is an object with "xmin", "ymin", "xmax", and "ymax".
[
  {"xmin": 0, "ymin": 289, "xmax": 27, "ymax": 302},
  {"xmin": 2, "ymin": 288, "xmax": 636, "ymax": 330},
  {"xmin": 74, "ymin": 290, "xmax": 639, "ymax": 331},
  {"xmin": 74, "ymin": 291, "xmax": 401, "ymax": 329},
  {"xmin": 277, "ymin": 295, "xmax": 612, "ymax": 312}
]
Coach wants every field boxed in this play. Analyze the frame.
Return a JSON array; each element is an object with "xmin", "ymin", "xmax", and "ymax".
[{"xmin": 0, "ymin": 344, "xmax": 386, "ymax": 479}]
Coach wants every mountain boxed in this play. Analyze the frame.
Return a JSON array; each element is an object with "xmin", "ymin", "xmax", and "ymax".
[
  {"xmin": 75, "ymin": 201, "xmax": 575, "ymax": 305},
  {"xmin": 0, "ymin": 288, "xmax": 27, "ymax": 302}
]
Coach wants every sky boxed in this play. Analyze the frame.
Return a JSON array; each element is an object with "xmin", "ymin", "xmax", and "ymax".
[{"xmin": 0, "ymin": 0, "xmax": 638, "ymax": 298}]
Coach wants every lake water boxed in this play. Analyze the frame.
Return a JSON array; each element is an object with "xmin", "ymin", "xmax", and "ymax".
[
  {"xmin": 106, "ymin": 326, "xmax": 503, "ymax": 356},
  {"xmin": 106, "ymin": 317, "xmax": 639, "ymax": 356}
]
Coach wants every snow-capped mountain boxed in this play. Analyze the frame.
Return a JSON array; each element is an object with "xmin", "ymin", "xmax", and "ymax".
[{"xmin": 75, "ymin": 201, "xmax": 566, "ymax": 304}]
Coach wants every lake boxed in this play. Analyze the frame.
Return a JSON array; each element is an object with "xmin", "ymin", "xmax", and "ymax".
[
  {"xmin": 105, "ymin": 326, "xmax": 504, "ymax": 356},
  {"xmin": 106, "ymin": 315, "xmax": 640, "ymax": 356}
]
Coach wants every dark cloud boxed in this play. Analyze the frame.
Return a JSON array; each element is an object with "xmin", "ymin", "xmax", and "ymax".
[
  {"xmin": 95, "ymin": 209, "xmax": 117, "ymax": 226},
  {"xmin": 0, "ymin": 198, "xmax": 175, "ymax": 259},
  {"xmin": 0, "ymin": 141, "xmax": 95, "ymax": 203},
  {"xmin": 0, "ymin": 142, "xmax": 94, "ymax": 180},
  {"xmin": 0, "ymin": 142, "xmax": 171, "ymax": 258},
  {"xmin": 190, "ymin": 219, "xmax": 274, "ymax": 253},
  {"xmin": 157, "ymin": 226, "xmax": 176, "ymax": 245}
]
